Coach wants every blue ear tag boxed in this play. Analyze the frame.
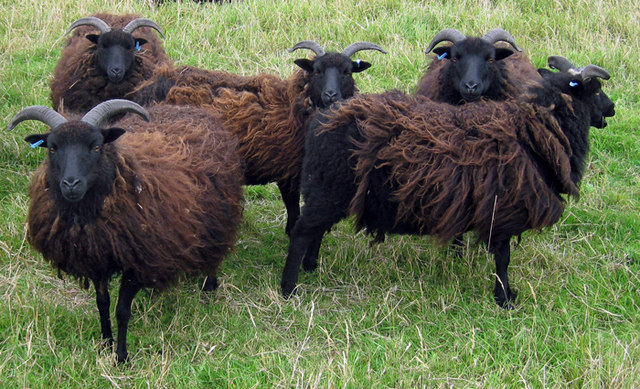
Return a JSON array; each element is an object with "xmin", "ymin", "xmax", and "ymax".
[
  {"xmin": 135, "ymin": 41, "xmax": 141, "ymax": 51},
  {"xmin": 30, "ymin": 139, "xmax": 44, "ymax": 148},
  {"xmin": 356, "ymin": 59, "xmax": 361, "ymax": 68},
  {"xmin": 569, "ymin": 81, "xmax": 579, "ymax": 87},
  {"xmin": 437, "ymin": 52, "xmax": 447, "ymax": 60}
]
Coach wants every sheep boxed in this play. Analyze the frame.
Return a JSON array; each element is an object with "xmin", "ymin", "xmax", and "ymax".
[
  {"xmin": 50, "ymin": 14, "xmax": 170, "ymax": 114},
  {"xmin": 414, "ymin": 28, "xmax": 540, "ymax": 103},
  {"xmin": 280, "ymin": 57, "xmax": 613, "ymax": 308},
  {"xmin": 8, "ymin": 99, "xmax": 244, "ymax": 363},
  {"xmin": 130, "ymin": 40, "xmax": 386, "ymax": 235}
]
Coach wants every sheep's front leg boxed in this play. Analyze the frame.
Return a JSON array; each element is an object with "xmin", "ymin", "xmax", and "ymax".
[
  {"xmin": 281, "ymin": 230, "xmax": 314, "ymax": 298},
  {"xmin": 115, "ymin": 273, "xmax": 141, "ymax": 363},
  {"xmin": 277, "ymin": 179, "xmax": 301, "ymax": 236},
  {"xmin": 491, "ymin": 237, "xmax": 516, "ymax": 308},
  {"xmin": 94, "ymin": 279, "xmax": 113, "ymax": 346},
  {"xmin": 302, "ymin": 234, "xmax": 324, "ymax": 272}
]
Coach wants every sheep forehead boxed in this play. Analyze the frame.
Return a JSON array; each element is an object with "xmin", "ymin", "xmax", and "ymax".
[
  {"xmin": 452, "ymin": 38, "xmax": 495, "ymax": 58},
  {"xmin": 314, "ymin": 52, "xmax": 352, "ymax": 71},
  {"xmin": 98, "ymin": 30, "xmax": 134, "ymax": 47},
  {"xmin": 49, "ymin": 122, "xmax": 101, "ymax": 145}
]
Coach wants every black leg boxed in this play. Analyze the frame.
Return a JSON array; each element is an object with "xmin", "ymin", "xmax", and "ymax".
[
  {"xmin": 281, "ymin": 231, "xmax": 315, "ymax": 297},
  {"xmin": 115, "ymin": 273, "xmax": 141, "ymax": 363},
  {"xmin": 94, "ymin": 279, "xmax": 113, "ymax": 347},
  {"xmin": 491, "ymin": 237, "xmax": 516, "ymax": 308},
  {"xmin": 203, "ymin": 274, "xmax": 218, "ymax": 292},
  {"xmin": 277, "ymin": 179, "xmax": 300, "ymax": 236},
  {"xmin": 302, "ymin": 233, "xmax": 324, "ymax": 272}
]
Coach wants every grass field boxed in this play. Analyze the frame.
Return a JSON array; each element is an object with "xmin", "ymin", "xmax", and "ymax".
[{"xmin": 1, "ymin": 0, "xmax": 639, "ymax": 387}]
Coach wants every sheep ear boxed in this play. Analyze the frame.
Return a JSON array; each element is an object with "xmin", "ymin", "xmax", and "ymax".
[
  {"xmin": 352, "ymin": 60, "xmax": 372, "ymax": 73},
  {"xmin": 432, "ymin": 46, "xmax": 451, "ymax": 58},
  {"xmin": 101, "ymin": 128, "xmax": 126, "ymax": 144},
  {"xmin": 24, "ymin": 134, "xmax": 48, "ymax": 148},
  {"xmin": 294, "ymin": 59, "xmax": 315, "ymax": 73},
  {"xmin": 537, "ymin": 68, "xmax": 554, "ymax": 77},
  {"xmin": 86, "ymin": 34, "xmax": 100, "ymax": 45},
  {"xmin": 495, "ymin": 48, "xmax": 514, "ymax": 61}
]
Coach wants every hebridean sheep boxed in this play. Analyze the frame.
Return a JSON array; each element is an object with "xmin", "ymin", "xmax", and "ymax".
[
  {"xmin": 50, "ymin": 14, "xmax": 170, "ymax": 114},
  {"xmin": 414, "ymin": 28, "xmax": 540, "ymax": 103},
  {"xmin": 130, "ymin": 40, "xmax": 386, "ymax": 235},
  {"xmin": 281, "ymin": 57, "xmax": 613, "ymax": 308},
  {"xmin": 9, "ymin": 100, "xmax": 243, "ymax": 363}
]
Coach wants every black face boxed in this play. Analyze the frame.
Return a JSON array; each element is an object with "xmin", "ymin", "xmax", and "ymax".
[
  {"xmin": 295, "ymin": 52, "xmax": 371, "ymax": 108},
  {"xmin": 87, "ymin": 30, "xmax": 147, "ymax": 84},
  {"xmin": 539, "ymin": 69, "xmax": 615, "ymax": 128},
  {"xmin": 25, "ymin": 123, "xmax": 125, "ymax": 203},
  {"xmin": 433, "ymin": 38, "xmax": 513, "ymax": 102}
]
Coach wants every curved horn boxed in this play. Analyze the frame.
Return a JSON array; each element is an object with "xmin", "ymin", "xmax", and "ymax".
[
  {"xmin": 122, "ymin": 18, "xmax": 165, "ymax": 38},
  {"xmin": 342, "ymin": 41, "xmax": 387, "ymax": 58},
  {"xmin": 288, "ymin": 40, "xmax": 326, "ymax": 57},
  {"xmin": 65, "ymin": 16, "xmax": 111, "ymax": 36},
  {"xmin": 8, "ymin": 106, "xmax": 68, "ymax": 131},
  {"xmin": 547, "ymin": 55, "xmax": 578, "ymax": 72},
  {"xmin": 579, "ymin": 64, "xmax": 610, "ymax": 81},
  {"xmin": 81, "ymin": 99, "xmax": 150, "ymax": 128},
  {"xmin": 424, "ymin": 28, "xmax": 466, "ymax": 54},
  {"xmin": 481, "ymin": 28, "xmax": 522, "ymax": 52}
]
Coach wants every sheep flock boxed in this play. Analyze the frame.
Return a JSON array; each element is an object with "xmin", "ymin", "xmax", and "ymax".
[{"xmin": 6, "ymin": 6, "xmax": 619, "ymax": 365}]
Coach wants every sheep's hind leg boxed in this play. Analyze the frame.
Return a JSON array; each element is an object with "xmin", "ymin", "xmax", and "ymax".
[
  {"xmin": 490, "ymin": 237, "xmax": 516, "ymax": 308},
  {"xmin": 94, "ymin": 279, "xmax": 113, "ymax": 348},
  {"xmin": 302, "ymin": 233, "xmax": 324, "ymax": 272},
  {"xmin": 115, "ymin": 273, "xmax": 141, "ymax": 363},
  {"xmin": 277, "ymin": 179, "xmax": 300, "ymax": 236},
  {"xmin": 202, "ymin": 274, "xmax": 218, "ymax": 292}
]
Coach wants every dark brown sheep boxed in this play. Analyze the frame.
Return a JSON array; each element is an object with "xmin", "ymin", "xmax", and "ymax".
[
  {"xmin": 129, "ymin": 41, "xmax": 385, "ymax": 235},
  {"xmin": 9, "ymin": 100, "xmax": 243, "ymax": 363},
  {"xmin": 50, "ymin": 13, "xmax": 171, "ymax": 114},
  {"xmin": 281, "ymin": 58, "xmax": 613, "ymax": 308}
]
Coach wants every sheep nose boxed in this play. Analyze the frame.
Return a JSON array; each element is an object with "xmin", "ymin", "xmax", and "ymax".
[
  {"xmin": 62, "ymin": 178, "xmax": 81, "ymax": 190},
  {"xmin": 464, "ymin": 82, "xmax": 478, "ymax": 92},
  {"xmin": 108, "ymin": 67, "xmax": 124, "ymax": 80},
  {"xmin": 323, "ymin": 90, "xmax": 338, "ymax": 102}
]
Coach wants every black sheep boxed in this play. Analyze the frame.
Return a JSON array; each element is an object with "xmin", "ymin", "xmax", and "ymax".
[{"xmin": 281, "ymin": 57, "xmax": 613, "ymax": 308}]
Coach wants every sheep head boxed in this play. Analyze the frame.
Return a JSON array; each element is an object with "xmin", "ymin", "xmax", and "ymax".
[
  {"xmin": 9, "ymin": 100, "xmax": 149, "ymax": 203},
  {"xmin": 540, "ymin": 55, "xmax": 614, "ymax": 128},
  {"xmin": 425, "ymin": 28, "xmax": 522, "ymax": 102},
  {"xmin": 66, "ymin": 16, "xmax": 164, "ymax": 84},
  {"xmin": 289, "ymin": 40, "xmax": 387, "ymax": 108}
]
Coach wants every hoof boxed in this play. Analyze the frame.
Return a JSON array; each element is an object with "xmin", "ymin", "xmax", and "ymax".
[
  {"xmin": 494, "ymin": 288, "xmax": 517, "ymax": 309},
  {"xmin": 281, "ymin": 282, "xmax": 297, "ymax": 299},
  {"xmin": 302, "ymin": 258, "xmax": 317, "ymax": 272},
  {"xmin": 202, "ymin": 276, "xmax": 218, "ymax": 292}
]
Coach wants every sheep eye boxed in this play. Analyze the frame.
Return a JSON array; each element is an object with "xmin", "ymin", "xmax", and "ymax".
[
  {"xmin": 48, "ymin": 147, "xmax": 56, "ymax": 154},
  {"xmin": 92, "ymin": 145, "xmax": 102, "ymax": 152},
  {"xmin": 488, "ymin": 58, "xmax": 495, "ymax": 64},
  {"xmin": 451, "ymin": 57, "xmax": 458, "ymax": 63}
]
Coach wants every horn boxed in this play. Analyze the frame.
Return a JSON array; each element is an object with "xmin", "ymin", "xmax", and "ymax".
[
  {"xmin": 579, "ymin": 64, "xmax": 610, "ymax": 81},
  {"xmin": 8, "ymin": 106, "xmax": 68, "ymax": 131},
  {"xmin": 81, "ymin": 99, "xmax": 150, "ymax": 128},
  {"xmin": 122, "ymin": 18, "xmax": 165, "ymax": 38},
  {"xmin": 288, "ymin": 40, "xmax": 326, "ymax": 57},
  {"xmin": 481, "ymin": 28, "xmax": 522, "ymax": 52},
  {"xmin": 65, "ymin": 16, "xmax": 111, "ymax": 36},
  {"xmin": 424, "ymin": 28, "xmax": 466, "ymax": 54},
  {"xmin": 342, "ymin": 42, "xmax": 387, "ymax": 58},
  {"xmin": 547, "ymin": 55, "xmax": 578, "ymax": 72}
]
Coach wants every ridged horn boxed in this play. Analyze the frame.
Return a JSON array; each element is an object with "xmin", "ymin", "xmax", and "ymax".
[
  {"xmin": 482, "ymin": 28, "xmax": 522, "ymax": 51},
  {"xmin": 65, "ymin": 16, "xmax": 111, "ymax": 36},
  {"xmin": 122, "ymin": 18, "xmax": 165, "ymax": 38},
  {"xmin": 8, "ymin": 106, "xmax": 68, "ymax": 131},
  {"xmin": 579, "ymin": 64, "xmax": 610, "ymax": 81},
  {"xmin": 424, "ymin": 28, "xmax": 466, "ymax": 54},
  {"xmin": 547, "ymin": 55, "xmax": 577, "ymax": 72},
  {"xmin": 289, "ymin": 40, "xmax": 326, "ymax": 57},
  {"xmin": 81, "ymin": 99, "xmax": 150, "ymax": 128},
  {"xmin": 342, "ymin": 42, "xmax": 387, "ymax": 58}
]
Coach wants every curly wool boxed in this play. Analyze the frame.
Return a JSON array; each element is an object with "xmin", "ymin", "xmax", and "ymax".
[{"xmin": 27, "ymin": 105, "xmax": 244, "ymax": 289}]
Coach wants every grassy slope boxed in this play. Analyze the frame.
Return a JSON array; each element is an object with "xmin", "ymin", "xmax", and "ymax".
[{"xmin": 1, "ymin": 0, "xmax": 639, "ymax": 387}]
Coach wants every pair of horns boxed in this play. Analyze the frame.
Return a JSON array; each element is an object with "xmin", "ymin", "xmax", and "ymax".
[
  {"xmin": 8, "ymin": 100, "xmax": 149, "ymax": 132},
  {"xmin": 65, "ymin": 16, "xmax": 164, "ymax": 38},
  {"xmin": 424, "ymin": 28, "xmax": 522, "ymax": 54},
  {"xmin": 289, "ymin": 40, "xmax": 387, "ymax": 58},
  {"xmin": 547, "ymin": 55, "xmax": 610, "ymax": 81}
]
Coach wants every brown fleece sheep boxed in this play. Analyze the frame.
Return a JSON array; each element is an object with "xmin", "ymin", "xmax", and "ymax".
[
  {"xmin": 10, "ymin": 100, "xmax": 243, "ymax": 363},
  {"xmin": 50, "ymin": 13, "xmax": 171, "ymax": 114}
]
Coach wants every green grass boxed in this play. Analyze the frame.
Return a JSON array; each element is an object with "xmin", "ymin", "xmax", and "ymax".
[{"xmin": 1, "ymin": 0, "xmax": 639, "ymax": 387}]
